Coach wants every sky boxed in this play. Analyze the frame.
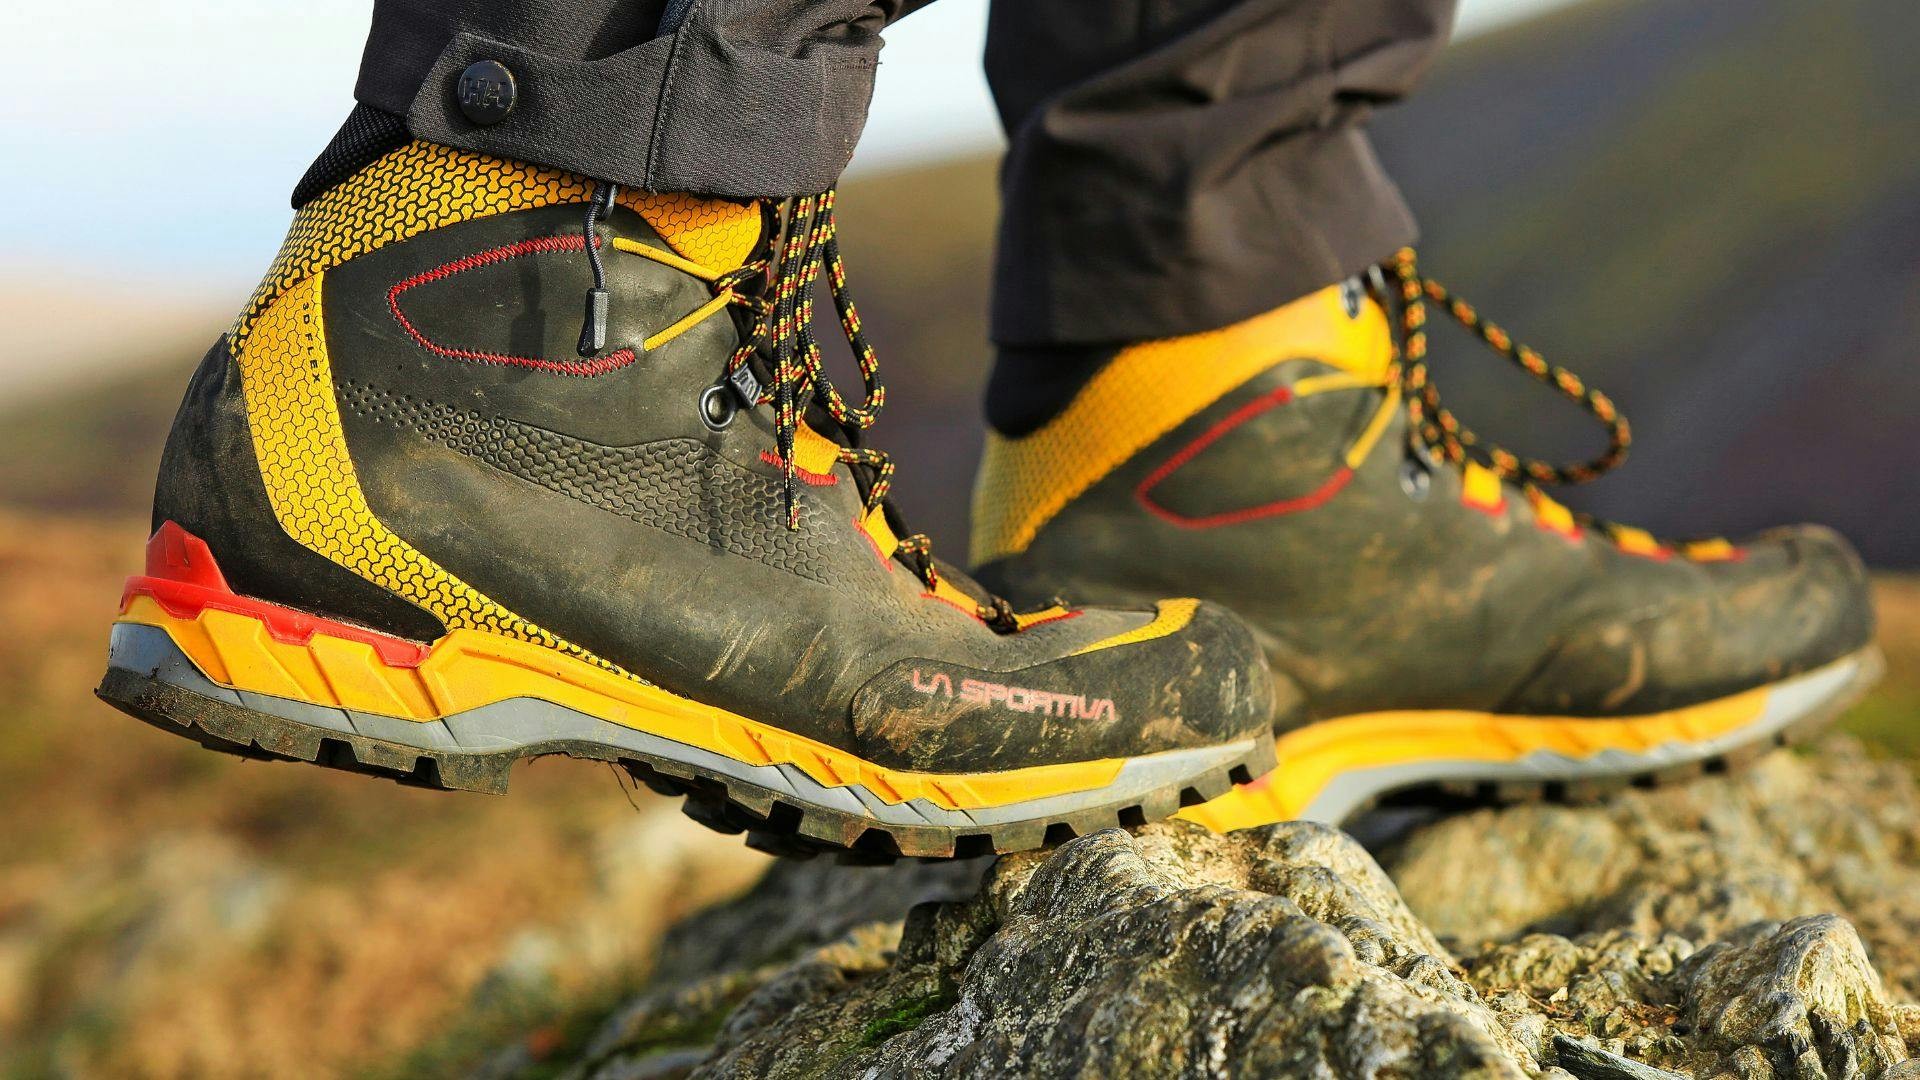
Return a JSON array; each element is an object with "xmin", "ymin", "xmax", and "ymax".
[{"xmin": 1, "ymin": 0, "xmax": 1574, "ymax": 290}]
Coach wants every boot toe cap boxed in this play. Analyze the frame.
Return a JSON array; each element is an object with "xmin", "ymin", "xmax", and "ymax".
[
  {"xmin": 1507, "ymin": 523, "xmax": 1875, "ymax": 715},
  {"xmin": 849, "ymin": 598, "xmax": 1273, "ymax": 773},
  {"xmin": 1723, "ymin": 522, "xmax": 1875, "ymax": 668}
]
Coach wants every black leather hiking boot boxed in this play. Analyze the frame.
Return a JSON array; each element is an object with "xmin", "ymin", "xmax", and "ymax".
[
  {"xmin": 973, "ymin": 251, "xmax": 1878, "ymax": 831},
  {"xmin": 99, "ymin": 141, "xmax": 1275, "ymax": 859}
]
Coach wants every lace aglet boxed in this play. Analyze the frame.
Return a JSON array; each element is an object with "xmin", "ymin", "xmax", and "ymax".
[{"xmin": 577, "ymin": 288, "xmax": 609, "ymax": 357}]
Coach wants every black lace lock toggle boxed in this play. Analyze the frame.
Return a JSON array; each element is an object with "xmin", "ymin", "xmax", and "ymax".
[
  {"xmin": 576, "ymin": 180, "xmax": 618, "ymax": 358},
  {"xmin": 578, "ymin": 288, "xmax": 610, "ymax": 356},
  {"xmin": 728, "ymin": 364, "xmax": 762, "ymax": 406}
]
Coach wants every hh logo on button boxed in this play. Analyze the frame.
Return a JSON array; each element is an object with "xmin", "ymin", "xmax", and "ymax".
[{"xmin": 458, "ymin": 61, "xmax": 517, "ymax": 125}]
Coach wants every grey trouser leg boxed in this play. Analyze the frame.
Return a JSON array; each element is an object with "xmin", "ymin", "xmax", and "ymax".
[
  {"xmin": 349, "ymin": 0, "xmax": 928, "ymax": 198},
  {"xmin": 985, "ymin": 0, "xmax": 1458, "ymax": 347},
  {"xmin": 342, "ymin": 0, "xmax": 1451, "ymax": 345}
]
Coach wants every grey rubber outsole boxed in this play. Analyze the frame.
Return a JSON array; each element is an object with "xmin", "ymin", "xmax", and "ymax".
[
  {"xmin": 95, "ymin": 625, "xmax": 1276, "ymax": 862},
  {"xmin": 1351, "ymin": 647, "xmax": 1884, "ymax": 820},
  {"xmin": 95, "ymin": 625, "xmax": 1880, "ymax": 858}
]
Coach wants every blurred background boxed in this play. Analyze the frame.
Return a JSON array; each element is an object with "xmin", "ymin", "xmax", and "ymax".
[{"xmin": 1, "ymin": 0, "xmax": 1915, "ymax": 1075}]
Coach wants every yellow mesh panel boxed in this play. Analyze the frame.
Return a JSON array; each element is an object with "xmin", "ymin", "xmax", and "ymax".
[
  {"xmin": 1012, "ymin": 605, "xmax": 1075, "ymax": 630},
  {"xmin": 635, "ymin": 190, "xmax": 762, "ymax": 271},
  {"xmin": 971, "ymin": 285, "xmax": 1393, "ymax": 563},
  {"xmin": 927, "ymin": 575, "xmax": 981, "ymax": 613},
  {"xmin": 234, "ymin": 140, "xmax": 758, "ymax": 346},
  {"xmin": 238, "ymin": 272, "xmax": 619, "ymax": 674},
  {"xmin": 861, "ymin": 504, "xmax": 899, "ymax": 561},
  {"xmin": 793, "ymin": 424, "xmax": 844, "ymax": 476}
]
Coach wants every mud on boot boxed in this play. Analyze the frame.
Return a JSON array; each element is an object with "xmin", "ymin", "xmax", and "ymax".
[
  {"xmin": 972, "ymin": 252, "xmax": 1878, "ymax": 830},
  {"xmin": 99, "ymin": 141, "xmax": 1277, "ymax": 860}
]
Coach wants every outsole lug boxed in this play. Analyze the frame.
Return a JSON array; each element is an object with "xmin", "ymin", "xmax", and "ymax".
[
  {"xmin": 438, "ymin": 756, "xmax": 513, "ymax": 795},
  {"xmin": 681, "ymin": 796, "xmax": 750, "ymax": 836},
  {"xmin": 744, "ymin": 830, "xmax": 817, "ymax": 859},
  {"xmin": 725, "ymin": 784, "xmax": 775, "ymax": 818},
  {"xmin": 951, "ymin": 834, "xmax": 996, "ymax": 859},
  {"xmin": 989, "ymin": 821, "xmax": 1048, "ymax": 853}
]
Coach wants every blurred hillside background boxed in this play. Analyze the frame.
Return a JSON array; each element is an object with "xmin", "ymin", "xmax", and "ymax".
[{"xmin": 0, "ymin": 0, "xmax": 1916, "ymax": 1076}]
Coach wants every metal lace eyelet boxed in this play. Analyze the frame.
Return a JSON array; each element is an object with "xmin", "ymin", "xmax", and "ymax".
[
  {"xmin": 699, "ymin": 384, "xmax": 737, "ymax": 431},
  {"xmin": 1399, "ymin": 456, "xmax": 1432, "ymax": 500},
  {"xmin": 1340, "ymin": 277, "xmax": 1365, "ymax": 319}
]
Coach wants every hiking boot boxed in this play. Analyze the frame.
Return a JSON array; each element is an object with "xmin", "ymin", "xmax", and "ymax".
[
  {"xmin": 98, "ymin": 140, "xmax": 1276, "ymax": 859},
  {"xmin": 972, "ymin": 251, "xmax": 1878, "ymax": 831}
]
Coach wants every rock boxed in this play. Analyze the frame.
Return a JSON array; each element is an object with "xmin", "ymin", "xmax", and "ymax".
[
  {"xmin": 549, "ymin": 742, "xmax": 1919, "ymax": 1079},
  {"xmin": 1678, "ymin": 915, "xmax": 1906, "ymax": 1078},
  {"xmin": 698, "ymin": 824, "xmax": 1532, "ymax": 1078},
  {"xmin": 564, "ymin": 858, "xmax": 986, "ymax": 1079},
  {"xmin": 1555, "ymin": 1035, "xmax": 1686, "ymax": 1079},
  {"xmin": 1382, "ymin": 745, "xmax": 1920, "ymax": 999},
  {"xmin": 645, "ymin": 853, "xmax": 988, "ymax": 988}
]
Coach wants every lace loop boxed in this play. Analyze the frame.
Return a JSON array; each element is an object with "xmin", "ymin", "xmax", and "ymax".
[
  {"xmin": 576, "ymin": 181, "xmax": 619, "ymax": 357},
  {"xmin": 1367, "ymin": 250, "xmax": 1740, "ymax": 558},
  {"xmin": 613, "ymin": 191, "xmax": 1012, "ymax": 611},
  {"xmin": 1386, "ymin": 248, "xmax": 1632, "ymax": 487}
]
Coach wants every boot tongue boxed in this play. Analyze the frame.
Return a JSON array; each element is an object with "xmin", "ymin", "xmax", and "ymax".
[{"xmin": 1295, "ymin": 281, "xmax": 1396, "ymax": 383}]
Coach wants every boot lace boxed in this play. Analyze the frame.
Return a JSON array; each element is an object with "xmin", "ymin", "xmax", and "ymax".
[
  {"xmin": 581, "ymin": 184, "xmax": 1027, "ymax": 626},
  {"xmin": 1386, "ymin": 247, "xmax": 1630, "ymax": 485},
  {"xmin": 1369, "ymin": 249, "xmax": 1732, "ymax": 558}
]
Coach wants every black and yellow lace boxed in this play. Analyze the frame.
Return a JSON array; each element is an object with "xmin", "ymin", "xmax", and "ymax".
[
  {"xmin": 583, "ymin": 184, "xmax": 1022, "ymax": 626},
  {"xmin": 1371, "ymin": 250, "xmax": 1742, "ymax": 560},
  {"xmin": 1385, "ymin": 248, "xmax": 1632, "ymax": 487}
]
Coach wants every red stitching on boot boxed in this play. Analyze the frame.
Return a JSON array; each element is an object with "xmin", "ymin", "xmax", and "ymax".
[
  {"xmin": 387, "ymin": 235, "xmax": 641, "ymax": 377},
  {"xmin": 1135, "ymin": 386, "xmax": 1353, "ymax": 528}
]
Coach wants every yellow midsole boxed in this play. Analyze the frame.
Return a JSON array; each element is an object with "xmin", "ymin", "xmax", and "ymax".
[
  {"xmin": 117, "ymin": 595, "xmax": 1126, "ymax": 812},
  {"xmin": 1176, "ymin": 677, "xmax": 1785, "ymax": 832}
]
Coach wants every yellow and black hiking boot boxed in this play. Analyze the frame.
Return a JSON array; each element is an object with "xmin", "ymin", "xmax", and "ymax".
[
  {"xmin": 97, "ymin": 141, "xmax": 1277, "ymax": 859},
  {"xmin": 972, "ymin": 251, "xmax": 1878, "ymax": 832}
]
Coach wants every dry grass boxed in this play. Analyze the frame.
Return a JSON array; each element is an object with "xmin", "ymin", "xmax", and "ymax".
[
  {"xmin": 0, "ymin": 512, "xmax": 767, "ymax": 1079},
  {"xmin": 1843, "ymin": 576, "xmax": 1920, "ymax": 761}
]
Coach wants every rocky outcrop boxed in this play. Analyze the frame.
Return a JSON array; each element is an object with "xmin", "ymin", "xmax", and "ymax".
[{"xmin": 545, "ymin": 740, "xmax": 1920, "ymax": 1079}]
